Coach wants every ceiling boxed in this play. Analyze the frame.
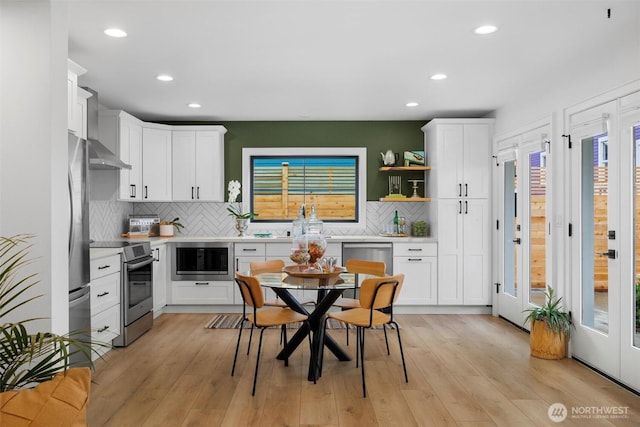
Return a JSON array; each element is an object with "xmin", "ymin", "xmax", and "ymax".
[{"xmin": 67, "ymin": 1, "xmax": 636, "ymax": 122}]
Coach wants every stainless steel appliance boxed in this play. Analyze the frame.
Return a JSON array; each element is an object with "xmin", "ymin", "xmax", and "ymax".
[
  {"xmin": 84, "ymin": 87, "xmax": 131, "ymax": 170},
  {"xmin": 112, "ymin": 242, "xmax": 154, "ymax": 347},
  {"xmin": 341, "ymin": 242, "xmax": 393, "ymax": 298},
  {"xmin": 172, "ymin": 242, "xmax": 233, "ymax": 281},
  {"xmin": 68, "ymin": 132, "xmax": 91, "ymax": 367}
]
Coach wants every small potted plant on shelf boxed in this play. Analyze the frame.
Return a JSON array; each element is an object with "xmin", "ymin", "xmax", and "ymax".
[
  {"xmin": 160, "ymin": 217, "xmax": 184, "ymax": 237},
  {"xmin": 522, "ymin": 286, "xmax": 573, "ymax": 359}
]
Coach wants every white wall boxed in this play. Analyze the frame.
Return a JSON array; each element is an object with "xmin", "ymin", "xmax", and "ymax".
[
  {"xmin": 0, "ymin": 1, "xmax": 69, "ymax": 334},
  {"xmin": 492, "ymin": 3, "xmax": 640, "ymax": 304}
]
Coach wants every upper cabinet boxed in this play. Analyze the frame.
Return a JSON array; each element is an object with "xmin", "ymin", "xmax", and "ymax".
[
  {"xmin": 100, "ymin": 110, "xmax": 226, "ymax": 202},
  {"xmin": 142, "ymin": 127, "xmax": 173, "ymax": 201},
  {"xmin": 67, "ymin": 59, "xmax": 87, "ymax": 135},
  {"xmin": 172, "ymin": 128, "xmax": 226, "ymax": 202},
  {"xmin": 423, "ymin": 119, "xmax": 493, "ymax": 199}
]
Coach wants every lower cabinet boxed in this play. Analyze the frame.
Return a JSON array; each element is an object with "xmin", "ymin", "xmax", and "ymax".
[
  {"xmin": 90, "ymin": 254, "xmax": 121, "ymax": 361},
  {"xmin": 393, "ymin": 242, "xmax": 438, "ymax": 305},
  {"xmin": 171, "ymin": 280, "xmax": 235, "ymax": 304},
  {"xmin": 152, "ymin": 244, "xmax": 167, "ymax": 316}
]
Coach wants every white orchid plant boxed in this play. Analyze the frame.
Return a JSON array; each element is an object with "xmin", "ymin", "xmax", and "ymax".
[{"xmin": 227, "ymin": 180, "xmax": 258, "ymax": 219}]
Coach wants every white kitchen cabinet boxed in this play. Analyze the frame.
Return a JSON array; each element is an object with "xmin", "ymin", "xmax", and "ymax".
[
  {"xmin": 90, "ymin": 254, "xmax": 121, "ymax": 361},
  {"xmin": 234, "ymin": 242, "xmax": 269, "ymax": 304},
  {"xmin": 99, "ymin": 110, "xmax": 144, "ymax": 200},
  {"xmin": 172, "ymin": 129, "xmax": 226, "ymax": 201},
  {"xmin": 142, "ymin": 127, "xmax": 172, "ymax": 201},
  {"xmin": 74, "ymin": 87, "xmax": 91, "ymax": 140},
  {"xmin": 423, "ymin": 118, "xmax": 494, "ymax": 306},
  {"xmin": 67, "ymin": 59, "xmax": 86, "ymax": 135},
  {"xmin": 393, "ymin": 242, "xmax": 437, "ymax": 305},
  {"xmin": 152, "ymin": 244, "xmax": 167, "ymax": 317},
  {"xmin": 424, "ymin": 119, "xmax": 493, "ymax": 200},
  {"xmin": 437, "ymin": 198, "xmax": 491, "ymax": 305},
  {"xmin": 171, "ymin": 280, "xmax": 235, "ymax": 304}
]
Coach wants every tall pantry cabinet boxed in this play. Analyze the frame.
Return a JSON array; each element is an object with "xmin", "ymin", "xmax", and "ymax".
[{"xmin": 423, "ymin": 119, "xmax": 494, "ymax": 305}]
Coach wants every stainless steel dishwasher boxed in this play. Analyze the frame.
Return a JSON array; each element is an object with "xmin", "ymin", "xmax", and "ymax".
[{"xmin": 341, "ymin": 242, "xmax": 393, "ymax": 299}]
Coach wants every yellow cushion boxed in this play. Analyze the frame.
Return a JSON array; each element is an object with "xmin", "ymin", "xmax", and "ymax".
[
  {"xmin": 328, "ymin": 307, "xmax": 390, "ymax": 327},
  {"xmin": 0, "ymin": 367, "xmax": 91, "ymax": 427}
]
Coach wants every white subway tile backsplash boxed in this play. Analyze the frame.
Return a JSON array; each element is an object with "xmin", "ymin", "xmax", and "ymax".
[{"xmin": 90, "ymin": 201, "xmax": 429, "ymax": 238}]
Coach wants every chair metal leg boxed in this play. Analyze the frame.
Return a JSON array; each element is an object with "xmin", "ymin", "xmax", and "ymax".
[
  {"xmin": 252, "ymin": 328, "xmax": 266, "ymax": 396},
  {"xmin": 383, "ymin": 324, "xmax": 390, "ymax": 355},
  {"xmin": 392, "ymin": 321, "xmax": 408, "ymax": 383},
  {"xmin": 247, "ymin": 322, "xmax": 254, "ymax": 355},
  {"xmin": 359, "ymin": 327, "xmax": 367, "ymax": 398},
  {"xmin": 355, "ymin": 327, "xmax": 360, "ymax": 368},
  {"xmin": 231, "ymin": 318, "xmax": 246, "ymax": 376}
]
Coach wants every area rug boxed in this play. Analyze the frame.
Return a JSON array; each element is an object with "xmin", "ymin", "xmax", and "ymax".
[{"xmin": 205, "ymin": 314, "xmax": 396, "ymax": 330}]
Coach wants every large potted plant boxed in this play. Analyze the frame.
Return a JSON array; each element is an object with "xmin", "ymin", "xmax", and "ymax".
[
  {"xmin": 0, "ymin": 235, "xmax": 97, "ymax": 391},
  {"xmin": 523, "ymin": 286, "xmax": 573, "ymax": 359}
]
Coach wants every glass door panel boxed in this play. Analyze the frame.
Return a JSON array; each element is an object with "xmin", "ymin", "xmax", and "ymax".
[
  {"xmin": 634, "ymin": 124, "xmax": 640, "ymax": 348},
  {"xmin": 581, "ymin": 132, "xmax": 609, "ymax": 333},
  {"xmin": 529, "ymin": 150, "xmax": 546, "ymax": 307},
  {"xmin": 504, "ymin": 159, "xmax": 517, "ymax": 298}
]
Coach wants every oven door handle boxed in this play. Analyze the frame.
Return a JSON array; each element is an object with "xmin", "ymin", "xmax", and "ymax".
[{"xmin": 125, "ymin": 256, "xmax": 155, "ymax": 271}]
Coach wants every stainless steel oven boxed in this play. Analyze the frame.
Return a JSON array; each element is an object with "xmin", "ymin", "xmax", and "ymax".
[
  {"xmin": 172, "ymin": 242, "xmax": 233, "ymax": 281},
  {"xmin": 113, "ymin": 242, "xmax": 154, "ymax": 347}
]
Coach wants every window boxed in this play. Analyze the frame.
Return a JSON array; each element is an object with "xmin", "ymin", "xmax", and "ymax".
[{"xmin": 242, "ymin": 147, "xmax": 367, "ymax": 230}]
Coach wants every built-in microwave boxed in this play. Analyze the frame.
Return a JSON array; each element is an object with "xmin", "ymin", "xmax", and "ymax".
[{"xmin": 171, "ymin": 242, "xmax": 233, "ymax": 281}]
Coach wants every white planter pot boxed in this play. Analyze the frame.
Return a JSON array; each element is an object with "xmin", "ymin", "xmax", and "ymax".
[{"xmin": 160, "ymin": 224, "xmax": 174, "ymax": 237}]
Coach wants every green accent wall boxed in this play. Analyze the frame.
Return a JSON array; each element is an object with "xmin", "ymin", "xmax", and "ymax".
[{"xmin": 165, "ymin": 121, "xmax": 426, "ymax": 200}]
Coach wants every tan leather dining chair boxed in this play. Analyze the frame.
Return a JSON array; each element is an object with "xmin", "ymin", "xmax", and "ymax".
[
  {"xmin": 333, "ymin": 259, "xmax": 386, "ymax": 345},
  {"xmin": 250, "ymin": 259, "xmax": 315, "ymax": 307},
  {"xmin": 231, "ymin": 272, "xmax": 309, "ymax": 396},
  {"xmin": 325, "ymin": 274, "xmax": 407, "ymax": 397}
]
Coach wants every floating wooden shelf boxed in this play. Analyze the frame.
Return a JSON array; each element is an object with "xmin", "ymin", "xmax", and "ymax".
[
  {"xmin": 378, "ymin": 166, "xmax": 431, "ymax": 171},
  {"xmin": 379, "ymin": 197, "xmax": 431, "ymax": 202}
]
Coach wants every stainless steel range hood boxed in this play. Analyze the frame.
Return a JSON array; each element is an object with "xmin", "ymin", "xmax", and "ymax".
[{"xmin": 84, "ymin": 87, "xmax": 131, "ymax": 170}]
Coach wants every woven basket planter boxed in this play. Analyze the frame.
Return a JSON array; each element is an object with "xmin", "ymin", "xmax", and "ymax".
[{"xmin": 530, "ymin": 319, "xmax": 568, "ymax": 360}]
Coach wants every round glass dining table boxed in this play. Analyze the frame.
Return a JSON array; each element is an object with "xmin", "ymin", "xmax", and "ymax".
[{"xmin": 255, "ymin": 271, "xmax": 357, "ymax": 382}]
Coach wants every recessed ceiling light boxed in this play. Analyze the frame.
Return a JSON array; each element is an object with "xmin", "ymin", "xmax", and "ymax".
[
  {"xmin": 430, "ymin": 73, "xmax": 447, "ymax": 81},
  {"xmin": 188, "ymin": 103, "xmax": 201, "ymax": 108},
  {"xmin": 156, "ymin": 74, "xmax": 173, "ymax": 82},
  {"xmin": 474, "ymin": 25, "xmax": 497, "ymax": 35},
  {"xmin": 406, "ymin": 102, "xmax": 419, "ymax": 107},
  {"xmin": 104, "ymin": 28, "xmax": 127, "ymax": 38}
]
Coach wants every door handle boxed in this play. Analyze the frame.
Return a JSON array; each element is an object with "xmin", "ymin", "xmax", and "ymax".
[
  {"xmin": 464, "ymin": 183, "xmax": 468, "ymax": 197},
  {"xmin": 597, "ymin": 249, "xmax": 617, "ymax": 259},
  {"xmin": 464, "ymin": 201, "xmax": 468, "ymax": 214},
  {"xmin": 191, "ymin": 186, "xmax": 195, "ymax": 200},
  {"xmin": 458, "ymin": 184, "xmax": 462, "ymax": 197},
  {"xmin": 513, "ymin": 238, "xmax": 521, "ymax": 244},
  {"xmin": 458, "ymin": 201, "xmax": 462, "ymax": 214},
  {"xmin": 144, "ymin": 185, "xmax": 148, "ymax": 199}
]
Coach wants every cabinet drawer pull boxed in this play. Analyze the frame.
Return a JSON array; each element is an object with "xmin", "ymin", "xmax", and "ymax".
[
  {"xmin": 98, "ymin": 265, "xmax": 110, "ymax": 270},
  {"xmin": 195, "ymin": 282, "xmax": 210, "ymax": 286},
  {"xmin": 97, "ymin": 291, "xmax": 110, "ymax": 297},
  {"xmin": 97, "ymin": 325, "xmax": 110, "ymax": 333},
  {"xmin": 407, "ymin": 248, "xmax": 423, "ymax": 252},
  {"xmin": 242, "ymin": 248, "xmax": 257, "ymax": 252},
  {"xmin": 408, "ymin": 258, "xmax": 423, "ymax": 262}
]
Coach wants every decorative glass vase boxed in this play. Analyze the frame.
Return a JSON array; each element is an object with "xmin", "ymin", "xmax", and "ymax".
[{"xmin": 235, "ymin": 218, "xmax": 249, "ymax": 237}]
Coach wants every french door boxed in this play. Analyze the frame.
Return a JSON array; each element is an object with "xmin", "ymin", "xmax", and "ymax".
[
  {"xmin": 496, "ymin": 124, "xmax": 550, "ymax": 325},
  {"xmin": 569, "ymin": 91, "xmax": 640, "ymax": 391}
]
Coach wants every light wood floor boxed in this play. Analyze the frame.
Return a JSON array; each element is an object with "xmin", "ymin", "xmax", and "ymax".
[{"xmin": 88, "ymin": 313, "xmax": 639, "ymax": 426}]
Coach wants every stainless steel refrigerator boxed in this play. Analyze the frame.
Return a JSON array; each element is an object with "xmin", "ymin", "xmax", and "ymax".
[{"xmin": 68, "ymin": 131, "xmax": 91, "ymax": 367}]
